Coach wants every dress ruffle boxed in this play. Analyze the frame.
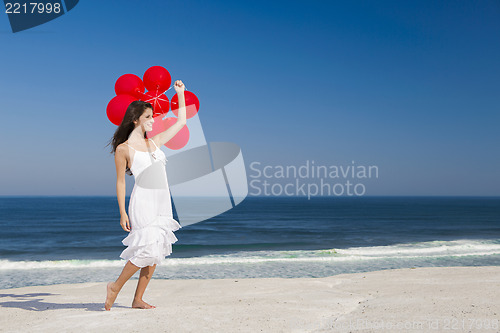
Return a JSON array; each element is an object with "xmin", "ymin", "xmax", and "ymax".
[{"xmin": 120, "ymin": 215, "xmax": 182, "ymax": 268}]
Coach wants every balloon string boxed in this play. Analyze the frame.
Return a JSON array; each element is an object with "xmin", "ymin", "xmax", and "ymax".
[
  {"xmin": 149, "ymin": 83, "xmax": 188, "ymax": 120},
  {"xmin": 157, "ymin": 84, "xmax": 188, "ymax": 95}
]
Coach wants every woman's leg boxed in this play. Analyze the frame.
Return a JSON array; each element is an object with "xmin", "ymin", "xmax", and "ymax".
[
  {"xmin": 132, "ymin": 264, "xmax": 157, "ymax": 309},
  {"xmin": 105, "ymin": 260, "xmax": 140, "ymax": 311}
]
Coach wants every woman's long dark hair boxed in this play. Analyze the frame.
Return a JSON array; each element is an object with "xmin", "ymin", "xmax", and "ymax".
[{"xmin": 105, "ymin": 100, "xmax": 153, "ymax": 176}]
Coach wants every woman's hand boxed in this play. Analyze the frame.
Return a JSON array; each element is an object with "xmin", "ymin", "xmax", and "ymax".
[
  {"xmin": 120, "ymin": 213, "xmax": 131, "ymax": 232},
  {"xmin": 174, "ymin": 80, "xmax": 185, "ymax": 94}
]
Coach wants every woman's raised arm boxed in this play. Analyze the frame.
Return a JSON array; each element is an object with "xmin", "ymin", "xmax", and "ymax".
[{"xmin": 156, "ymin": 80, "xmax": 187, "ymax": 147}]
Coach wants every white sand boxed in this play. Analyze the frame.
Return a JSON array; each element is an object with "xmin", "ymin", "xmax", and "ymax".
[{"xmin": 0, "ymin": 266, "xmax": 498, "ymax": 332}]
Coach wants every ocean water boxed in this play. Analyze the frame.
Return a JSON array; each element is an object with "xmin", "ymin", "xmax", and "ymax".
[{"xmin": 0, "ymin": 196, "xmax": 499, "ymax": 289}]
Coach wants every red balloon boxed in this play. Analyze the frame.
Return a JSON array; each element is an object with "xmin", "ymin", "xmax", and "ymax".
[
  {"xmin": 147, "ymin": 117, "xmax": 189, "ymax": 150},
  {"xmin": 164, "ymin": 117, "xmax": 190, "ymax": 150},
  {"xmin": 115, "ymin": 74, "xmax": 145, "ymax": 98},
  {"xmin": 171, "ymin": 91, "xmax": 200, "ymax": 119},
  {"xmin": 106, "ymin": 95, "xmax": 136, "ymax": 126},
  {"xmin": 143, "ymin": 66, "xmax": 171, "ymax": 94},
  {"xmin": 143, "ymin": 91, "xmax": 170, "ymax": 116}
]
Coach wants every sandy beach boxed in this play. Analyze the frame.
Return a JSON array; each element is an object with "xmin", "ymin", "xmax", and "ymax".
[{"xmin": 0, "ymin": 266, "xmax": 498, "ymax": 332}]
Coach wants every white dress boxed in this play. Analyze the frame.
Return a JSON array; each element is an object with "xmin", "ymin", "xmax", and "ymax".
[{"xmin": 119, "ymin": 138, "xmax": 182, "ymax": 268}]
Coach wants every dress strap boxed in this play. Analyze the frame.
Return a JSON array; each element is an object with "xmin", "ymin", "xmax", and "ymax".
[
  {"xmin": 124, "ymin": 143, "xmax": 137, "ymax": 151},
  {"xmin": 149, "ymin": 139, "xmax": 160, "ymax": 149}
]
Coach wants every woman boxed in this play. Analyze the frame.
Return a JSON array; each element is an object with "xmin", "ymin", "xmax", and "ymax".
[{"xmin": 105, "ymin": 80, "xmax": 187, "ymax": 311}]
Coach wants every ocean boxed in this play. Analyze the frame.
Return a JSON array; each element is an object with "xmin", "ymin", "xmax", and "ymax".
[{"xmin": 0, "ymin": 196, "xmax": 499, "ymax": 289}]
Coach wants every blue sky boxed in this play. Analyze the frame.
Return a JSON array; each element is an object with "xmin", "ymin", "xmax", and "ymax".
[{"xmin": 0, "ymin": 0, "xmax": 498, "ymax": 196}]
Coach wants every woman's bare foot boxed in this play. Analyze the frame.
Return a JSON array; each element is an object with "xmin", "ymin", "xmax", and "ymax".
[
  {"xmin": 105, "ymin": 282, "xmax": 119, "ymax": 311},
  {"xmin": 132, "ymin": 299, "xmax": 156, "ymax": 309}
]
